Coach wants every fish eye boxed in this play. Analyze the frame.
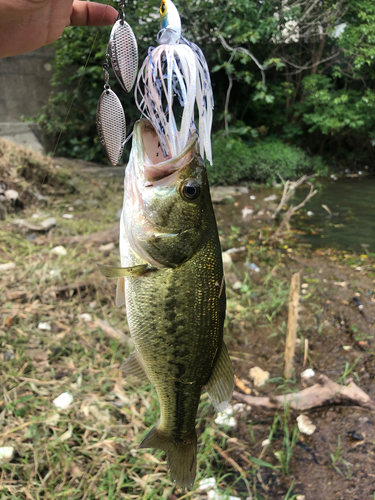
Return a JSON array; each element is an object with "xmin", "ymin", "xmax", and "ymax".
[{"xmin": 181, "ymin": 178, "xmax": 201, "ymax": 201}]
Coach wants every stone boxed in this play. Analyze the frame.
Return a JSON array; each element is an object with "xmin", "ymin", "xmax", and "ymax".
[{"xmin": 249, "ymin": 366, "xmax": 270, "ymax": 387}]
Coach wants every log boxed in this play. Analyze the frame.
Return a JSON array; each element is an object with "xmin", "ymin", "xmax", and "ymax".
[
  {"xmin": 284, "ymin": 272, "xmax": 300, "ymax": 379},
  {"xmin": 233, "ymin": 374, "xmax": 375, "ymax": 412}
]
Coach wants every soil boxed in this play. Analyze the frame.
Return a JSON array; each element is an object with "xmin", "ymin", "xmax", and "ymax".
[{"xmin": 1, "ymin": 152, "xmax": 375, "ymax": 499}]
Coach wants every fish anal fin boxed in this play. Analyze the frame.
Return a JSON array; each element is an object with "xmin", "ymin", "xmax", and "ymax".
[
  {"xmin": 120, "ymin": 351, "xmax": 149, "ymax": 383},
  {"xmin": 140, "ymin": 424, "xmax": 197, "ymax": 489},
  {"xmin": 206, "ymin": 342, "xmax": 234, "ymax": 413},
  {"xmin": 97, "ymin": 263, "xmax": 149, "ymax": 279},
  {"xmin": 116, "ymin": 277, "xmax": 125, "ymax": 307}
]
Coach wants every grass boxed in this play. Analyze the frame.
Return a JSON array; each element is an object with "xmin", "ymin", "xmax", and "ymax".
[{"xmin": 2, "ymin": 151, "xmax": 375, "ymax": 498}]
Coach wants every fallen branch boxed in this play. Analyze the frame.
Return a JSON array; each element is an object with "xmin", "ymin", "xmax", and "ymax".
[
  {"xmin": 233, "ymin": 374, "xmax": 375, "ymax": 412},
  {"xmin": 95, "ymin": 318, "xmax": 132, "ymax": 347},
  {"xmin": 284, "ymin": 272, "xmax": 300, "ymax": 379}
]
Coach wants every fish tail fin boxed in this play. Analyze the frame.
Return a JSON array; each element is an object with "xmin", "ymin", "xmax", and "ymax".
[{"xmin": 140, "ymin": 423, "xmax": 197, "ymax": 489}]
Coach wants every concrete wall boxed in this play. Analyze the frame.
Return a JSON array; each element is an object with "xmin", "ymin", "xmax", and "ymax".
[
  {"xmin": 0, "ymin": 46, "xmax": 54, "ymax": 122},
  {"xmin": 0, "ymin": 47, "xmax": 55, "ymax": 153}
]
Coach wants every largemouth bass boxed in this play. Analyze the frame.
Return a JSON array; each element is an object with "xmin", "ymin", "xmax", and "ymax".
[{"xmin": 99, "ymin": 119, "xmax": 234, "ymax": 489}]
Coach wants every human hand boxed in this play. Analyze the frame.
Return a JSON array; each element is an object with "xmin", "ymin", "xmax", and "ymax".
[{"xmin": 0, "ymin": 0, "xmax": 118, "ymax": 58}]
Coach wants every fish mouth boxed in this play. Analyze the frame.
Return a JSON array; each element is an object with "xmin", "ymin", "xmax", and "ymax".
[{"xmin": 140, "ymin": 120, "xmax": 198, "ymax": 182}]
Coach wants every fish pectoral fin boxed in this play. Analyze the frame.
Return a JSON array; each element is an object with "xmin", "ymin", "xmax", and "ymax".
[
  {"xmin": 120, "ymin": 351, "xmax": 150, "ymax": 383},
  {"xmin": 116, "ymin": 277, "xmax": 125, "ymax": 307},
  {"xmin": 206, "ymin": 342, "xmax": 234, "ymax": 413},
  {"xmin": 97, "ymin": 263, "xmax": 150, "ymax": 278}
]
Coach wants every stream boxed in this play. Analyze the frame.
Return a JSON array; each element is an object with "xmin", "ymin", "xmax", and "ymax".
[{"xmin": 293, "ymin": 174, "xmax": 375, "ymax": 252}]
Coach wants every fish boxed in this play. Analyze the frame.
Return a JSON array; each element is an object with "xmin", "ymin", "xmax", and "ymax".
[{"xmin": 98, "ymin": 118, "xmax": 234, "ymax": 489}]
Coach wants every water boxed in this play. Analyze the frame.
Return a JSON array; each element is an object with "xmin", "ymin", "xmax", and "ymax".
[{"xmin": 293, "ymin": 175, "xmax": 375, "ymax": 252}]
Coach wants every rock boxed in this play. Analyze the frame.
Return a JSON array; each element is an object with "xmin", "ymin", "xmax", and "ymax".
[
  {"xmin": 99, "ymin": 242, "xmax": 115, "ymax": 252},
  {"xmin": 32, "ymin": 191, "xmax": 48, "ymax": 202},
  {"xmin": 0, "ymin": 447, "xmax": 15, "ymax": 463},
  {"xmin": 0, "ymin": 262, "xmax": 16, "ymax": 272},
  {"xmin": 249, "ymin": 366, "xmax": 270, "ymax": 387},
  {"xmin": 242, "ymin": 206, "xmax": 254, "ymax": 220},
  {"xmin": 226, "ymin": 246, "xmax": 246, "ymax": 254},
  {"xmin": 296, "ymin": 496, "xmax": 306, "ymax": 500},
  {"xmin": 51, "ymin": 245, "xmax": 67, "ymax": 256},
  {"xmin": 38, "ymin": 322, "xmax": 51, "ymax": 331},
  {"xmin": 307, "ymin": 211, "xmax": 314, "ymax": 216},
  {"xmin": 40, "ymin": 217, "xmax": 56, "ymax": 230},
  {"xmin": 62, "ymin": 214, "xmax": 74, "ymax": 219},
  {"xmin": 301, "ymin": 368, "xmax": 315, "ymax": 380},
  {"xmin": 78, "ymin": 313, "xmax": 93, "ymax": 322},
  {"xmin": 199, "ymin": 478, "xmax": 216, "ymax": 491},
  {"xmin": 232, "ymin": 281, "xmax": 243, "ymax": 291},
  {"xmin": 222, "ymin": 251, "xmax": 232, "ymax": 266},
  {"xmin": 297, "ymin": 414, "xmax": 316, "ymax": 435},
  {"xmin": 53, "ymin": 392, "xmax": 74, "ymax": 410},
  {"xmin": 5, "ymin": 189, "xmax": 19, "ymax": 201},
  {"xmin": 214, "ymin": 406, "xmax": 236, "ymax": 427},
  {"xmin": 264, "ymin": 194, "xmax": 277, "ymax": 201},
  {"xmin": 261, "ymin": 438, "xmax": 270, "ymax": 447},
  {"xmin": 250, "ymin": 195, "xmax": 256, "ymax": 200}
]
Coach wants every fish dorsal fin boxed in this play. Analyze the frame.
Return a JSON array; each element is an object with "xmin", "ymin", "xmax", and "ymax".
[
  {"xmin": 206, "ymin": 342, "xmax": 234, "ymax": 413},
  {"xmin": 120, "ymin": 351, "xmax": 150, "ymax": 383},
  {"xmin": 116, "ymin": 277, "xmax": 125, "ymax": 307}
]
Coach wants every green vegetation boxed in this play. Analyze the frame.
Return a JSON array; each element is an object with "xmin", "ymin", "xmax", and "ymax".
[
  {"xmin": 207, "ymin": 134, "xmax": 327, "ymax": 185},
  {"xmin": 32, "ymin": 0, "xmax": 375, "ymax": 179}
]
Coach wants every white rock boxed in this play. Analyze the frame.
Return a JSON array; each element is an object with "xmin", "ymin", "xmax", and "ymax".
[
  {"xmin": 199, "ymin": 478, "xmax": 216, "ymax": 490},
  {"xmin": 214, "ymin": 406, "xmax": 236, "ymax": 427},
  {"xmin": 207, "ymin": 490, "xmax": 240, "ymax": 500},
  {"xmin": 78, "ymin": 313, "xmax": 92, "ymax": 322},
  {"xmin": 261, "ymin": 438, "xmax": 270, "ymax": 447},
  {"xmin": 99, "ymin": 242, "xmax": 115, "ymax": 252},
  {"xmin": 301, "ymin": 368, "xmax": 315, "ymax": 380},
  {"xmin": 5, "ymin": 189, "xmax": 19, "ymax": 201},
  {"xmin": 226, "ymin": 246, "xmax": 246, "ymax": 254},
  {"xmin": 62, "ymin": 214, "xmax": 74, "ymax": 219},
  {"xmin": 232, "ymin": 281, "xmax": 243, "ymax": 291},
  {"xmin": 297, "ymin": 414, "xmax": 316, "ymax": 435},
  {"xmin": 53, "ymin": 392, "xmax": 74, "ymax": 410},
  {"xmin": 40, "ymin": 217, "xmax": 56, "ymax": 230},
  {"xmin": 0, "ymin": 447, "xmax": 15, "ymax": 462},
  {"xmin": 51, "ymin": 245, "xmax": 67, "ymax": 256},
  {"xmin": 264, "ymin": 194, "xmax": 277, "ymax": 201},
  {"xmin": 0, "ymin": 262, "xmax": 16, "ymax": 272},
  {"xmin": 38, "ymin": 322, "xmax": 51, "ymax": 331},
  {"xmin": 296, "ymin": 496, "xmax": 306, "ymax": 500},
  {"xmin": 222, "ymin": 252, "xmax": 232, "ymax": 265},
  {"xmin": 250, "ymin": 195, "xmax": 256, "ymax": 200},
  {"xmin": 249, "ymin": 366, "xmax": 270, "ymax": 387},
  {"xmin": 307, "ymin": 211, "xmax": 314, "ymax": 216}
]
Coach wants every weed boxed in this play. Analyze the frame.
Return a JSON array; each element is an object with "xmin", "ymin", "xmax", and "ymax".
[
  {"xmin": 330, "ymin": 436, "xmax": 352, "ymax": 479},
  {"xmin": 336, "ymin": 356, "xmax": 361, "ymax": 385}
]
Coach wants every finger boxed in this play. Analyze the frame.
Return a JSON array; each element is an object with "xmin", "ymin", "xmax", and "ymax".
[{"xmin": 70, "ymin": 1, "xmax": 117, "ymax": 26}]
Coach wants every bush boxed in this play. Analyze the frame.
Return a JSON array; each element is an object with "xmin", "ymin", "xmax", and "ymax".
[{"xmin": 207, "ymin": 134, "xmax": 327, "ymax": 185}]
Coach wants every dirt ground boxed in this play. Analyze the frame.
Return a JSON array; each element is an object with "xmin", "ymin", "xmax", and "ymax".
[{"xmin": 1, "ymin": 148, "xmax": 375, "ymax": 499}]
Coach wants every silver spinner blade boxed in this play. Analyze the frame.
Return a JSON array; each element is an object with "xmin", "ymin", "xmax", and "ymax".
[
  {"xmin": 96, "ymin": 89, "xmax": 126, "ymax": 166},
  {"xmin": 109, "ymin": 20, "xmax": 138, "ymax": 93}
]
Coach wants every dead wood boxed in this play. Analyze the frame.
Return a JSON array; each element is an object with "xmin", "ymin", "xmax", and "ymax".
[
  {"xmin": 95, "ymin": 318, "xmax": 131, "ymax": 347},
  {"xmin": 47, "ymin": 222, "xmax": 120, "ymax": 247},
  {"xmin": 284, "ymin": 272, "xmax": 300, "ymax": 379},
  {"xmin": 233, "ymin": 374, "xmax": 375, "ymax": 412}
]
